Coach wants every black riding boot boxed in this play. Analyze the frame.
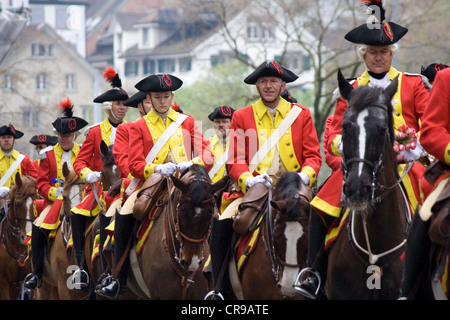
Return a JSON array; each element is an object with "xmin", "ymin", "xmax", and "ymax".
[
  {"xmin": 24, "ymin": 225, "xmax": 47, "ymax": 289},
  {"xmin": 98, "ymin": 213, "xmax": 111, "ymax": 275},
  {"xmin": 205, "ymin": 218, "xmax": 234, "ymax": 300},
  {"xmin": 70, "ymin": 214, "xmax": 89, "ymax": 288},
  {"xmin": 98, "ymin": 213, "xmax": 134, "ymax": 298},
  {"xmin": 399, "ymin": 213, "xmax": 431, "ymax": 299},
  {"xmin": 294, "ymin": 210, "xmax": 328, "ymax": 300}
]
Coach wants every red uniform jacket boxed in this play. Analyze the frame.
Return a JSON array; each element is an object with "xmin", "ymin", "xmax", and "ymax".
[
  {"xmin": 227, "ymin": 98, "xmax": 322, "ymax": 193},
  {"xmin": 128, "ymin": 109, "xmax": 212, "ymax": 181},
  {"xmin": 421, "ymin": 68, "xmax": 450, "ymax": 166},
  {"xmin": 327, "ymin": 68, "xmax": 429, "ymax": 156},
  {"xmin": 113, "ymin": 121, "xmax": 133, "ymax": 178},
  {"xmin": 74, "ymin": 118, "xmax": 126, "ymax": 182}
]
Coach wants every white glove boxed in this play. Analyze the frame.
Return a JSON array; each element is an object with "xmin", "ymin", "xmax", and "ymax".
[
  {"xmin": 85, "ymin": 171, "xmax": 102, "ymax": 183},
  {"xmin": 0, "ymin": 186, "xmax": 11, "ymax": 198},
  {"xmin": 338, "ymin": 136, "xmax": 343, "ymax": 155},
  {"xmin": 398, "ymin": 141, "xmax": 427, "ymax": 163},
  {"xmin": 155, "ymin": 163, "xmax": 177, "ymax": 176},
  {"xmin": 298, "ymin": 172, "xmax": 310, "ymax": 186},
  {"xmin": 55, "ymin": 187, "xmax": 64, "ymax": 198},
  {"xmin": 178, "ymin": 161, "xmax": 193, "ymax": 172},
  {"xmin": 246, "ymin": 173, "xmax": 272, "ymax": 190}
]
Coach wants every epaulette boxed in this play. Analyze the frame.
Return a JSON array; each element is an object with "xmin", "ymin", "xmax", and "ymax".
[
  {"xmin": 39, "ymin": 146, "xmax": 54, "ymax": 160},
  {"xmin": 84, "ymin": 122, "xmax": 101, "ymax": 136},
  {"xmin": 403, "ymin": 72, "xmax": 432, "ymax": 89}
]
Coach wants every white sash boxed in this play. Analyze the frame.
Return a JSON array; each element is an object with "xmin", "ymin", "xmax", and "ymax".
[
  {"xmin": 0, "ymin": 153, "xmax": 25, "ymax": 187},
  {"xmin": 208, "ymin": 146, "xmax": 228, "ymax": 180},
  {"xmin": 248, "ymin": 105, "xmax": 302, "ymax": 173},
  {"xmin": 125, "ymin": 114, "xmax": 189, "ymax": 195}
]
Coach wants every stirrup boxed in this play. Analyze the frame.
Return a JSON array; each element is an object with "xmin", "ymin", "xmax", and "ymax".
[
  {"xmin": 72, "ymin": 268, "xmax": 89, "ymax": 289},
  {"xmin": 204, "ymin": 290, "xmax": 224, "ymax": 300},
  {"xmin": 293, "ymin": 267, "xmax": 322, "ymax": 300},
  {"xmin": 23, "ymin": 273, "xmax": 41, "ymax": 289}
]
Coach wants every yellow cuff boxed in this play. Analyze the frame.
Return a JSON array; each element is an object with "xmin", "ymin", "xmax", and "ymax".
[
  {"xmin": 48, "ymin": 187, "xmax": 57, "ymax": 202},
  {"xmin": 445, "ymin": 141, "xmax": 450, "ymax": 165},
  {"xmin": 238, "ymin": 171, "xmax": 253, "ymax": 193},
  {"xmin": 331, "ymin": 135, "xmax": 342, "ymax": 157},
  {"xmin": 143, "ymin": 163, "xmax": 156, "ymax": 179},
  {"xmin": 191, "ymin": 157, "xmax": 204, "ymax": 166},
  {"xmin": 301, "ymin": 166, "xmax": 317, "ymax": 186},
  {"xmin": 80, "ymin": 168, "xmax": 93, "ymax": 183}
]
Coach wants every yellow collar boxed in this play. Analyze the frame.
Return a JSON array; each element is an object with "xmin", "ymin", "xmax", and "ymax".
[
  {"xmin": 146, "ymin": 108, "xmax": 179, "ymax": 126},
  {"xmin": 253, "ymin": 97, "xmax": 291, "ymax": 121},
  {"xmin": 358, "ymin": 67, "xmax": 400, "ymax": 86},
  {"xmin": 0, "ymin": 149, "xmax": 20, "ymax": 161}
]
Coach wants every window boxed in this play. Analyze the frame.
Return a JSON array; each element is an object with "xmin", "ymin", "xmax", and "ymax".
[
  {"xmin": 56, "ymin": 7, "xmax": 69, "ymax": 29},
  {"xmin": 66, "ymin": 74, "xmax": 76, "ymax": 91},
  {"xmin": 31, "ymin": 43, "xmax": 54, "ymax": 57},
  {"xmin": 179, "ymin": 57, "xmax": 192, "ymax": 72},
  {"xmin": 143, "ymin": 59, "xmax": 155, "ymax": 75},
  {"xmin": 22, "ymin": 108, "xmax": 40, "ymax": 128},
  {"xmin": 3, "ymin": 74, "xmax": 12, "ymax": 89},
  {"xmin": 142, "ymin": 27, "xmax": 150, "ymax": 46},
  {"xmin": 36, "ymin": 73, "xmax": 48, "ymax": 91},
  {"xmin": 247, "ymin": 21, "xmax": 275, "ymax": 41},
  {"xmin": 125, "ymin": 60, "xmax": 138, "ymax": 76},
  {"xmin": 158, "ymin": 59, "xmax": 175, "ymax": 73}
]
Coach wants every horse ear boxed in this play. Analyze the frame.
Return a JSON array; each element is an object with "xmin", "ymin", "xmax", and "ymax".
[
  {"xmin": 337, "ymin": 69, "xmax": 354, "ymax": 101},
  {"xmin": 210, "ymin": 175, "xmax": 231, "ymax": 195},
  {"xmin": 62, "ymin": 162, "xmax": 70, "ymax": 179},
  {"xmin": 172, "ymin": 175, "xmax": 188, "ymax": 194},
  {"xmin": 100, "ymin": 140, "xmax": 109, "ymax": 158},
  {"xmin": 384, "ymin": 76, "xmax": 399, "ymax": 102},
  {"xmin": 270, "ymin": 200, "xmax": 280, "ymax": 211},
  {"xmin": 15, "ymin": 172, "xmax": 22, "ymax": 188}
]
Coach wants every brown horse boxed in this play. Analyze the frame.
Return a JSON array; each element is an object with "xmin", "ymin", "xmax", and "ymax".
[
  {"xmin": 0, "ymin": 173, "xmax": 37, "ymax": 299},
  {"xmin": 325, "ymin": 71, "xmax": 410, "ymax": 299},
  {"xmin": 230, "ymin": 172, "xmax": 311, "ymax": 299},
  {"xmin": 130, "ymin": 164, "xmax": 229, "ymax": 299}
]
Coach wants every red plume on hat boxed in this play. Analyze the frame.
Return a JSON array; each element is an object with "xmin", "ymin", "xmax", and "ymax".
[
  {"xmin": 59, "ymin": 97, "xmax": 74, "ymax": 118},
  {"xmin": 103, "ymin": 66, "xmax": 123, "ymax": 89},
  {"xmin": 359, "ymin": 0, "xmax": 386, "ymax": 22}
]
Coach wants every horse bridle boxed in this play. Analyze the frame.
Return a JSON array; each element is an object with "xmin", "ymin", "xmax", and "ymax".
[{"xmin": 267, "ymin": 190, "xmax": 311, "ymax": 281}]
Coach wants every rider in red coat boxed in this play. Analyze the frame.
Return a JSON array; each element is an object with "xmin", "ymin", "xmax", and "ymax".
[
  {"xmin": 70, "ymin": 67, "xmax": 129, "ymax": 289},
  {"xmin": 296, "ymin": 0, "xmax": 431, "ymax": 300},
  {"xmin": 24, "ymin": 98, "xmax": 88, "ymax": 290}
]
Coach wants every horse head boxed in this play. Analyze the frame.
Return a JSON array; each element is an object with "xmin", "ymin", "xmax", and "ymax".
[
  {"xmin": 269, "ymin": 171, "xmax": 311, "ymax": 298},
  {"xmin": 8, "ymin": 172, "xmax": 37, "ymax": 238},
  {"xmin": 338, "ymin": 69, "xmax": 398, "ymax": 211},
  {"xmin": 100, "ymin": 140, "xmax": 120, "ymax": 191},
  {"xmin": 171, "ymin": 164, "xmax": 230, "ymax": 272}
]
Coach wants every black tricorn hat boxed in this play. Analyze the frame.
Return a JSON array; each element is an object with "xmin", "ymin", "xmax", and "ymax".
[
  {"xmin": 93, "ymin": 67, "xmax": 129, "ymax": 103},
  {"xmin": 421, "ymin": 63, "xmax": 449, "ymax": 83},
  {"xmin": 345, "ymin": 0, "xmax": 408, "ymax": 45},
  {"xmin": 29, "ymin": 134, "xmax": 58, "ymax": 146},
  {"xmin": 124, "ymin": 91, "xmax": 148, "ymax": 108},
  {"xmin": 0, "ymin": 124, "xmax": 24, "ymax": 139},
  {"xmin": 208, "ymin": 105, "xmax": 235, "ymax": 121},
  {"xmin": 52, "ymin": 98, "xmax": 89, "ymax": 134},
  {"xmin": 281, "ymin": 89, "xmax": 297, "ymax": 103},
  {"xmin": 135, "ymin": 74, "xmax": 183, "ymax": 92},
  {"xmin": 244, "ymin": 61, "xmax": 298, "ymax": 85}
]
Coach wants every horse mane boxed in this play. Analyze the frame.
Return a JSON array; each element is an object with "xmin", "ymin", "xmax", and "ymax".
[
  {"xmin": 348, "ymin": 85, "xmax": 395, "ymax": 144},
  {"xmin": 64, "ymin": 170, "xmax": 81, "ymax": 185},
  {"xmin": 185, "ymin": 165, "xmax": 210, "ymax": 205}
]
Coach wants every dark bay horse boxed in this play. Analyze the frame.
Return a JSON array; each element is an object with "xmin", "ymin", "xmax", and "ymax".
[
  {"xmin": 234, "ymin": 172, "xmax": 312, "ymax": 299},
  {"xmin": 0, "ymin": 173, "xmax": 37, "ymax": 299},
  {"xmin": 325, "ymin": 71, "xmax": 410, "ymax": 299},
  {"xmin": 131, "ymin": 165, "xmax": 229, "ymax": 299}
]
